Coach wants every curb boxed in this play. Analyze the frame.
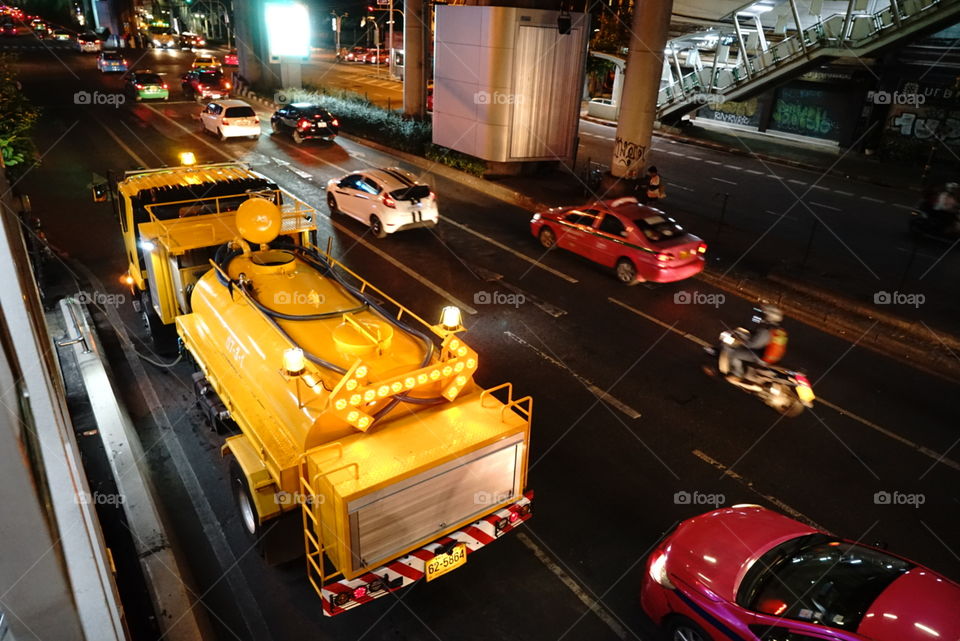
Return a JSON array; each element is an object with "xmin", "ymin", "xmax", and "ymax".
[
  {"xmin": 242, "ymin": 85, "xmax": 960, "ymax": 382},
  {"xmin": 578, "ymin": 114, "xmax": 914, "ymax": 192}
]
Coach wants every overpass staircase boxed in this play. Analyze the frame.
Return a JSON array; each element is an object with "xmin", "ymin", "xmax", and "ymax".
[{"xmin": 658, "ymin": 0, "xmax": 960, "ymax": 121}]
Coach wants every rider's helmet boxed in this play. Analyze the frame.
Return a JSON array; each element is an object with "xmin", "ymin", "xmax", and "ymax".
[{"xmin": 752, "ymin": 304, "xmax": 783, "ymax": 326}]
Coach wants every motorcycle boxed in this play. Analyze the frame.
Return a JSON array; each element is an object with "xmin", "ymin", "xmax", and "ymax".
[
  {"xmin": 704, "ymin": 329, "xmax": 815, "ymax": 417},
  {"xmin": 909, "ymin": 205, "xmax": 960, "ymax": 241}
]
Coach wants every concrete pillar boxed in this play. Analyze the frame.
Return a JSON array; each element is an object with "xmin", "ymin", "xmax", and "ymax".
[
  {"xmin": 403, "ymin": 0, "xmax": 426, "ymax": 117},
  {"xmin": 611, "ymin": 0, "xmax": 674, "ymax": 179}
]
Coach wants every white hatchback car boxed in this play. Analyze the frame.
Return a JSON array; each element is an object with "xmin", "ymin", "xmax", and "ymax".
[
  {"xmin": 199, "ymin": 100, "xmax": 260, "ymax": 140},
  {"xmin": 326, "ymin": 168, "xmax": 438, "ymax": 238}
]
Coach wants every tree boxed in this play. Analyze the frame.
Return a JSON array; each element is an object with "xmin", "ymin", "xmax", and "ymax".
[{"xmin": 0, "ymin": 54, "xmax": 40, "ymax": 181}]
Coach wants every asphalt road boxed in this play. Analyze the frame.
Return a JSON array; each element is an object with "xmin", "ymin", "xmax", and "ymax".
[{"xmin": 9, "ymin": 41, "xmax": 960, "ymax": 641}]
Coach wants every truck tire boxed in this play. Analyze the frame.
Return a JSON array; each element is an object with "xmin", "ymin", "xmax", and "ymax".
[
  {"xmin": 230, "ymin": 458, "xmax": 262, "ymax": 538},
  {"xmin": 140, "ymin": 291, "xmax": 179, "ymax": 355}
]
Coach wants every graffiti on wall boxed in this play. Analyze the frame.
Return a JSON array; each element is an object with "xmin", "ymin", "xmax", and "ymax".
[
  {"xmin": 889, "ymin": 107, "xmax": 960, "ymax": 143},
  {"xmin": 770, "ymin": 87, "xmax": 843, "ymax": 141},
  {"xmin": 700, "ymin": 97, "xmax": 761, "ymax": 127},
  {"xmin": 613, "ymin": 137, "xmax": 646, "ymax": 178}
]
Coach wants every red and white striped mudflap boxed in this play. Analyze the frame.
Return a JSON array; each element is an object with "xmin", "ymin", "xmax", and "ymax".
[{"xmin": 320, "ymin": 490, "xmax": 534, "ymax": 616}]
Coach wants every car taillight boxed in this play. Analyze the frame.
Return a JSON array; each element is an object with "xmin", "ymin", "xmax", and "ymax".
[
  {"xmin": 331, "ymin": 118, "xmax": 339, "ymax": 127},
  {"xmin": 429, "ymin": 191, "xmax": 436, "ymax": 200},
  {"xmin": 381, "ymin": 194, "xmax": 396, "ymax": 208},
  {"xmin": 254, "ymin": 117, "xmax": 260, "ymax": 123},
  {"xmin": 122, "ymin": 60, "xmax": 127, "ymax": 65},
  {"xmin": 795, "ymin": 374, "xmax": 810, "ymax": 387},
  {"xmin": 162, "ymin": 83, "xmax": 168, "ymax": 89},
  {"xmin": 135, "ymin": 83, "xmax": 143, "ymax": 89},
  {"xmin": 224, "ymin": 81, "xmax": 231, "ymax": 89},
  {"xmin": 94, "ymin": 39, "xmax": 100, "ymax": 43},
  {"xmin": 221, "ymin": 118, "xmax": 231, "ymax": 125},
  {"xmin": 697, "ymin": 243, "xmax": 707, "ymax": 254},
  {"xmin": 656, "ymin": 252, "xmax": 671, "ymax": 262},
  {"xmin": 298, "ymin": 118, "xmax": 311, "ymax": 129}
]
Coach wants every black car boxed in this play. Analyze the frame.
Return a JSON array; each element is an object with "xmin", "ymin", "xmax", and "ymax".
[
  {"xmin": 181, "ymin": 69, "xmax": 230, "ymax": 100},
  {"xmin": 270, "ymin": 103, "xmax": 338, "ymax": 143},
  {"xmin": 0, "ymin": 23, "xmax": 16, "ymax": 36}
]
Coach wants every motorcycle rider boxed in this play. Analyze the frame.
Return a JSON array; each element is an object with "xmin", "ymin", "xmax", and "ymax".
[{"xmin": 726, "ymin": 304, "xmax": 788, "ymax": 381}]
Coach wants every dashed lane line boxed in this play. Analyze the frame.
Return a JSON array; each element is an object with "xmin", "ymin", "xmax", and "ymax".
[
  {"xmin": 440, "ymin": 217, "xmax": 579, "ymax": 283},
  {"xmin": 711, "ymin": 177, "xmax": 737, "ymax": 186},
  {"xmin": 691, "ymin": 450, "xmax": 824, "ymax": 530},
  {"xmin": 891, "ymin": 203, "xmax": 915, "ymax": 211},
  {"xmin": 608, "ymin": 297, "xmax": 960, "ymax": 474},
  {"xmin": 670, "ymin": 183, "xmax": 696, "ymax": 192},
  {"xmin": 745, "ymin": 169, "xmax": 764, "ymax": 175},
  {"xmin": 811, "ymin": 185, "xmax": 829, "ymax": 191},
  {"xmin": 861, "ymin": 196, "xmax": 884, "ymax": 203},
  {"xmin": 788, "ymin": 179, "xmax": 806, "ymax": 185},
  {"xmin": 764, "ymin": 210, "xmax": 798, "ymax": 221},
  {"xmin": 516, "ymin": 532, "xmax": 631, "ymax": 641},
  {"xmin": 835, "ymin": 190, "xmax": 855, "ymax": 196},
  {"xmin": 505, "ymin": 330, "xmax": 641, "ymax": 419},
  {"xmin": 810, "ymin": 201, "xmax": 842, "ymax": 211},
  {"xmin": 705, "ymin": 159, "xmax": 722, "ymax": 166}
]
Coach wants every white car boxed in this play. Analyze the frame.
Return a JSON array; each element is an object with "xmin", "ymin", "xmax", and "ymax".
[
  {"xmin": 199, "ymin": 100, "xmax": 260, "ymax": 141},
  {"xmin": 326, "ymin": 168, "xmax": 438, "ymax": 238},
  {"xmin": 76, "ymin": 33, "xmax": 102, "ymax": 53}
]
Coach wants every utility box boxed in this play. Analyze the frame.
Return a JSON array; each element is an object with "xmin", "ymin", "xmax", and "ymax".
[{"xmin": 432, "ymin": 6, "xmax": 588, "ymax": 164}]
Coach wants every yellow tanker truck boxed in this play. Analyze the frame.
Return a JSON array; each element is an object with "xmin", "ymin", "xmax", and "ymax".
[{"xmin": 99, "ymin": 161, "xmax": 533, "ymax": 615}]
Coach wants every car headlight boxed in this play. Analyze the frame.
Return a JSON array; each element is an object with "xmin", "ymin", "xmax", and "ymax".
[
  {"xmin": 649, "ymin": 549, "xmax": 675, "ymax": 588},
  {"xmin": 720, "ymin": 331, "xmax": 735, "ymax": 345},
  {"xmin": 153, "ymin": 39, "xmax": 161, "ymax": 46},
  {"xmin": 531, "ymin": 213, "xmax": 541, "ymax": 222}
]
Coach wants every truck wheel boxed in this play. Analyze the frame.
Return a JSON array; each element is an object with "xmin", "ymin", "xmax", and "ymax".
[
  {"xmin": 229, "ymin": 458, "xmax": 261, "ymax": 538},
  {"xmin": 140, "ymin": 291, "xmax": 178, "ymax": 355}
]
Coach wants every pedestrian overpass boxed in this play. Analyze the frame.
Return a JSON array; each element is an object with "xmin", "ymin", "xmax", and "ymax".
[{"xmin": 656, "ymin": 0, "xmax": 960, "ymax": 121}]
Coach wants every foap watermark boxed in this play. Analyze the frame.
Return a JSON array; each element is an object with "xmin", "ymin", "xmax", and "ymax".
[
  {"xmin": 873, "ymin": 290, "xmax": 924, "ymax": 308},
  {"xmin": 474, "ymin": 290, "xmax": 525, "ymax": 308},
  {"xmin": 74, "ymin": 90, "xmax": 126, "ymax": 108},
  {"xmin": 691, "ymin": 92, "xmax": 726, "ymax": 106},
  {"xmin": 674, "ymin": 290, "xmax": 725, "ymax": 308},
  {"xmin": 870, "ymin": 90, "xmax": 925, "ymax": 106},
  {"xmin": 474, "ymin": 91, "xmax": 524, "ymax": 105},
  {"xmin": 274, "ymin": 290, "xmax": 325, "ymax": 306},
  {"xmin": 274, "ymin": 91, "xmax": 292, "ymax": 105},
  {"xmin": 76, "ymin": 290, "xmax": 126, "ymax": 307},
  {"xmin": 473, "ymin": 490, "xmax": 513, "ymax": 505},
  {"xmin": 874, "ymin": 490, "xmax": 925, "ymax": 508},
  {"xmin": 75, "ymin": 490, "xmax": 125, "ymax": 506},
  {"xmin": 673, "ymin": 490, "xmax": 725, "ymax": 508}
]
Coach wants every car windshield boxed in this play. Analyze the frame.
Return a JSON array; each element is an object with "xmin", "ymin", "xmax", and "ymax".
[
  {"xmin": 633, "ymin": 213, "xmax": 684, "ymax": 242},
  {"xmin": 736, "ymin": 534, "xmax": 912, "ymax": 631},
  {"xmin": 137, "ymin": 74, "xmax": 162, "ymax": 84},
  {"xmin": 79, "ymin": 34, "xmax": 97, "ymax": 41},
  {"xmin": 103, "ymin": 52, "xmax": 122, "ymax": 60},
  {"xmin": 148, "ymin": 26, "xmax": 170, "ymax": 35},
  {"xmin": 224, "ymin": 106, "xmax": 255, "ymax": 118},
  {"xmin": 197, "ymin": 70, "xmax": 221, "ymax": 82}
]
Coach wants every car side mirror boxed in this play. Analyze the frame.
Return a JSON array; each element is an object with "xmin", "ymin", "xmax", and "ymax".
[{"xmin": 92, "ymin": 181, "xmax": 109, "ymax": 203}]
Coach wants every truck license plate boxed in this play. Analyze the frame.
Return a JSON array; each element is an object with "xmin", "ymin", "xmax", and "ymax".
[{"xmin": 425, "ymin": 543, "xmax": 466, "ymax": 582}]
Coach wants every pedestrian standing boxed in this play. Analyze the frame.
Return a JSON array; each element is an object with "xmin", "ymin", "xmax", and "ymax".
[{"xmin": 642, "ymin": 166, "xmax": 664, "ymax": 205}]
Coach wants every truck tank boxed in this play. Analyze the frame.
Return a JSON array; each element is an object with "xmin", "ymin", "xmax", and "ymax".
[{"xmin": 175, "ymin": 199, "xmax": 533, "ymax": 614}]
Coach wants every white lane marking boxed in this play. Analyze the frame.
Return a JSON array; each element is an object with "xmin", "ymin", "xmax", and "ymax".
[
  {"xmin": 440, "ymin": 217, "xmax": 578, "ymax": 283},
  {"xmin": 609, "ymin": 296, "xmax": 960, "ymax": 474},
  {"xmin": 891, "ymin": 203, "xmax": 914, "ymax": 211},
  {"xmin": 817, "ymin": 399, "xmax": 960, "ymax": 473},
  {"xmin": 727, "ymin": 165, "xmax": 742, "ymax": 170},
  {"xmin": 810, "ymin": 201, "xmax": 842, "ymax": 211},
  {"xmin": 666, "ymin": 151, "xmax": 684, "ymax": 157},
  {"xmin": 96, "ymin": 119, "xmax": 148, "ymax": 166},
  {"xmin": 764, "ymin": 210, "xmax": 798, "ymax": 221},
  {"xmin": 141, "ymin": 106, "xmax": 476, "ymax": 314},
  {"xmin": 608, "ymin": 298, "xmax": 711, "ymax": 348},
  {"xmin": 745, "ymin": 169, "xmax": 764, "ymax": 175},
  {"xmin": 711, "ymin": 177, "xmax": 737, "ymax": 186},
  {"xmin": 671, "ymin": 183, "xmax": 696, "ymax": 192},
  {"xmin": 788, "ymin": 179, "xmax": 806, "ymax": 185},
  {"xmin": 834, "ymin": 190, "xmax": 854, "ymax": 196},
  {"xmin": 517, "ymin": 532, "xmax": 629, "ymax": 641},
  {"xmin": 692, "ymin": 450, "xmax": 825, "ymax": 530},
  {"xmin": 705, "ymin": 159, "xmax": 722, "ymax": 165},
  {"xmin": 861, "ymin": 196, "xmax": 884, "ymax": 203},
  {"xmin": 811, "ymin": 185, "xmax": 829, "ymax": 191},
  {"xmin": 505, "ymin": 330, "xmax": 641, "ymax": 419}
]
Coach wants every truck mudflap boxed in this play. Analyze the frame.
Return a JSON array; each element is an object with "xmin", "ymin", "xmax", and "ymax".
[{"xmin": 321, "ymin": 491, "xmax": 533, "ymax": 616}]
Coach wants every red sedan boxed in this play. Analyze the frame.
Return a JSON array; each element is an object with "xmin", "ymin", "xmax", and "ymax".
[
  {"xmin": 530, "ymin": 197, "xmax": 705, "ymax": 284},
  {"xmin": 642, "ymin": 505, "xmax": 960, "ymax": 641}
]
